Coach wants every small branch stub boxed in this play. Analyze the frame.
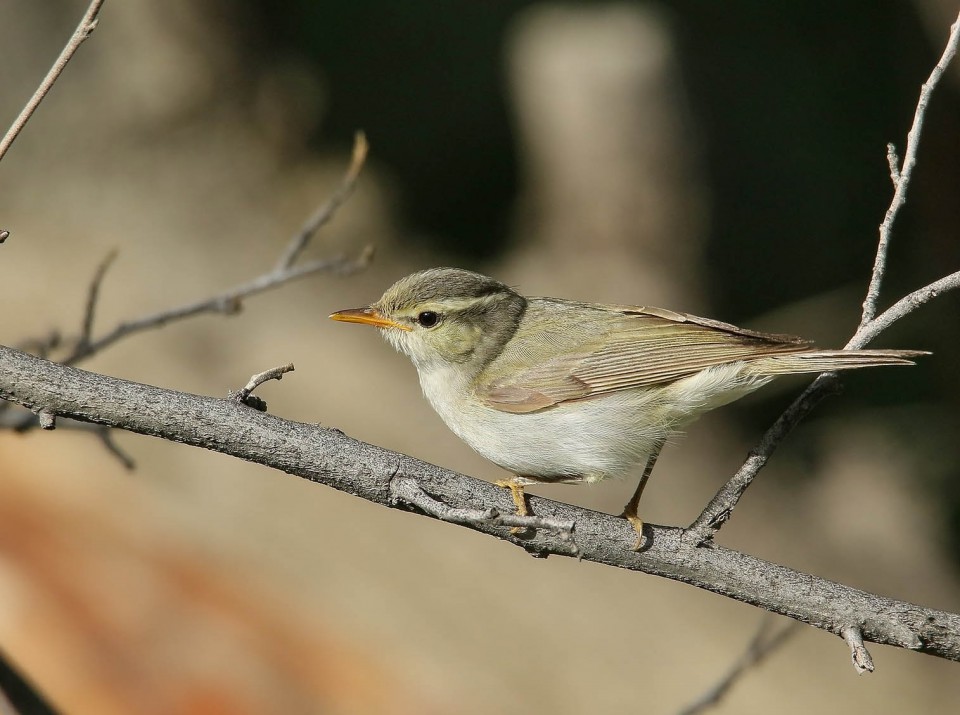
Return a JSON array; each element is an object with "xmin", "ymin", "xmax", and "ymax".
[
  {"xmin": 842, "ymin": 626, "xmax": 876, "ymax": 675},
  {"xmin": 36, "ymin": 408, "xmax": 56, "ymax": 430},
  {"xmin": 886, "ymin": 143, "xmax": 901, "ymax": 186},
  {"xmin": 231, "ymin": 363, "xmax": 295, "ymax": 410},
  {"xmin": 0, "ymin": 230, "xmax": 9, "ymax": 243}
]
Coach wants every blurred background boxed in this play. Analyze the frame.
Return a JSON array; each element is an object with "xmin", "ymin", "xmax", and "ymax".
[{"xmin": 1, "ymin": 0, "xmax": 959, "ymax": 712}]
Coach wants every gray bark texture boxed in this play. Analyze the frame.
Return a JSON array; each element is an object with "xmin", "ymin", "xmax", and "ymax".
[{"xmin": 1, "ymin": 344, "xmax": 958, "ymax": 663}]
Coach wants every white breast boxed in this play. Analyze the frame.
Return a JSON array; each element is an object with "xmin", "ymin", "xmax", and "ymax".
[{"xmin": 417, "ymin": 361, "xmax": 771, "ymax": 484}]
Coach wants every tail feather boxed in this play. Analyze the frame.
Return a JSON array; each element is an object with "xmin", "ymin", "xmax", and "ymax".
[{"xmin": 750, "ymin": 349, "xmax": 929, "ymax": 376}]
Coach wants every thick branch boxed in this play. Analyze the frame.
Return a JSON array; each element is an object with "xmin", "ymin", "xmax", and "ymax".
[{"xmin": 1, "ymin": 345, "xmax": 958, "ymax": 663}]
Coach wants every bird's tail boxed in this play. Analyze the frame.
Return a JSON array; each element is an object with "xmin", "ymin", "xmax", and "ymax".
[{"xmin": 749, "ymin": 349, "xmax": 929, "ymax": 376}]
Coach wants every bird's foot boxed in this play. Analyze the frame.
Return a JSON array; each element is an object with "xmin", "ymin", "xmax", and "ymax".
[
  {"xmin": 494, "ymin": 479, "xmax": 529, "ymax": 534},
  {"xmin": 621, "ymin": 510, "xmax": 646, "ymax": 551}
]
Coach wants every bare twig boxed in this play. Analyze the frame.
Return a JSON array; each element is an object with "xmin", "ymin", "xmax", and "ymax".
[
  {"xmin": 0, "ymin": 406, "xmax": 134, "ymax": 468},
  {"xmin": 15, "ymin": 331, "xmax": 62, "ymax": 359},
  {"xmin": 860, "ymin": 11, "xmax": 960, "ymax": 327},
  {"xmin": 3, "ymin": 131, "xmax": 369, "ymax": 371},
  {"xmin": 97, "ymin": 427, "xmax": 135, "ymax": 470},
  {"xmin": 678, "ymin": 617, "xmax": 801, "ymax": 715},
  {"xmin": 687, "ymin": 375, "xmax": 842, "ymax": 540},
  {"xmin": 687, "ymin": 15, "xmax": 960, "ymax": 544},
  {"xmin": 0, "ymin": 0, "xmax": 107, "ymax": 164},
  {"xmin": 50, "ymin": 134, "xmax": 372, "ymax": 366},
  {"xmin": 60, "ymin": 251, "xmax": 371, "ymax": 366},
  {"xmin": 231, "ymin": 362, "xmax": 295, "ymax": 410},
  {"xmin": 689, "ymin": 269, "xmax": 960, "ymax": 542},
  {"xmin": 78, "ymin": 249, "xmax": 118, "ymax": 350},
  {"xmin": 841, "ymin": 625, "xmax": 876, "ymax": 675},
  {"xmin": 274, "ymin": 131, "xmax": 369, "ymax": 271},
  {"xmin": 391, "ymin": 475, "xmax": 579, "ymax": 553},
  {"xmin": 5, "ymin": 135, "xmax": 372, "ymax": 446},
  {"xmin": 848, "ymin": 270, "xmax": 960, "ymax": 350}
]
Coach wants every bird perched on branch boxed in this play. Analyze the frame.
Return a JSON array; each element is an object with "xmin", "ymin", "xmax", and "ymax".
[{"xmin": 331, "ymin": 267, "xmax": 925, "ymax": 548}]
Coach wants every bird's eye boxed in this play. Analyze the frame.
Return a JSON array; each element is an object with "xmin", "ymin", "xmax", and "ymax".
[{"xmin": 416, "ymin": 311, "xmax": 439, "ymax": 328}]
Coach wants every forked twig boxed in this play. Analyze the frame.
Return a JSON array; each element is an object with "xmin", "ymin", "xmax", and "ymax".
[
  {"xmin": 62, "ymin": 251, "xmax": 371, "ymax": 366},
  {"xmin": 687, "ymin": 12, "xmax": 960, "ymax": 545},
  {"xmin": 58, "ymin": 132, "xmax": 372, "ymax": 366},
  {"xmin": 5, "ymin": 133, "xmax": 371, "ymax": 444},
  {"xmin": 861, "ymin": 13, "xmax": 960, "ymax": 327}
]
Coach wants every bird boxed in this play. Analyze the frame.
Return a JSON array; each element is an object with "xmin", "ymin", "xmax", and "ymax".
[{"xmin": 330, "ymin": 267, "xmax": 925, "ymax": 547}]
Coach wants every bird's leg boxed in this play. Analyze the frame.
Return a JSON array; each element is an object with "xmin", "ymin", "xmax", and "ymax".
[
  {"xmin": 494, "ymin": 476, "xmax": 529, "ymax": 534},
  {"xmin": 620, "ymin": 441, "xmax": 665, "ymax": 550}
]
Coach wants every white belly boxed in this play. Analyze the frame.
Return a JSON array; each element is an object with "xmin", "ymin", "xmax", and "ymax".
[{"xmin": 417, "ymin": 362, "xmax": 769, "ymax": 484}]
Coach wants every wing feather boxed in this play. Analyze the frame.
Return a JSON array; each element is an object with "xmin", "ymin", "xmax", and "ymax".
[{"xmin": 478, "ymin": 299, "xmax": 809, "ymax": 414}]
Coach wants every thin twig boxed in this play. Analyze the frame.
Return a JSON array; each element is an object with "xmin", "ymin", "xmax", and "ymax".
[
  {"xmin": 841, "ymin": 625, "xmax": 876, "ymax": 675},
  {"xmin": 51, "ymin": 134, "xmax": 373, "ymax": 367},
  {"xmin": 678, "ymin": 617, "xmax": 801, "ymax": 715},
  {"xmin": 231, "ymin": 362, "xmax": 295, "ymax": 410},
  {"xmin": 848, "ymin": 270, "xmax": 960, "ymax": 350},
  {"xmin": 860, "ymin": 11, "xmax": 960, "ymax": 327},
  {"xmin": 391, "ymin": 476, "xmax": 579, "ymax": 554},
  {"xmin": 0, "ymin": 406, "xmax": 135, "ymax": 469},
  {"xmin": 14, "ymin": 331, "xmax": 61, "ymax": 360},
  {"xmin": 78, "ymin": 249, "xmax": 118, "ymax": 350},
  {"xmin": 61, "ymin": 247, "xmax": 372, "ymax": 366},
  {"xmin": 687, "ymin": 15, "xmax": 960, "ymax": 544},
  {"xmin": 97, "ymin": 427, "xmax": 135, "ymax": 470},
  {"xmin": 687, "ymin": 375, "xmax": 841, "ymax": 541},
  {"xmin": 274, "ymin": 131, "xmax": 369, "ymax": 271},
  {"xmin": 6, "ymin": 137, "xmax": 373, "ymax": 444},
  {"xmin": 0, "ymin": 0, "xmax": 107, "ymax": 163}
]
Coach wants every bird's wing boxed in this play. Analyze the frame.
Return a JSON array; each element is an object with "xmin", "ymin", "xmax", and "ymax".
[{"xmin": 478, "ymin": 300, "xmax": 810, "ymax": 414}]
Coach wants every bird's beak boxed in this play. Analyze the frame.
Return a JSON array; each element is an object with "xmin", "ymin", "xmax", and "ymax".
[{"xmin": 329, "ymin": 307, "xmax": 412, "ymax": 331}]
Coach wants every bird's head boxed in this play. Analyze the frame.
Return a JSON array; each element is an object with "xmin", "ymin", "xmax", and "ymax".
[{"xmin": 330, "ymin": 267, "xmax": 526, "ymax": 374}]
